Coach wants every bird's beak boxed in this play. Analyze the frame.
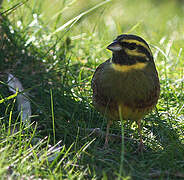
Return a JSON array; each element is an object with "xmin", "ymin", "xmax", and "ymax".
[{"xmin": 107, "ymin": 40, "xmax": 122, "ymax": 51}]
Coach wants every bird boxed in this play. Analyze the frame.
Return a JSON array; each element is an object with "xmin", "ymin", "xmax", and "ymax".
[{"xmin": 91, "ymin": 34, "xmax": 160, "ymax": 151}]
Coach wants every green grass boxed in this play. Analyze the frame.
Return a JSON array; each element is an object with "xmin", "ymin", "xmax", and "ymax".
[{"xmin": 0, "ymin": 0, "xmax": 184, "ymax": 179}]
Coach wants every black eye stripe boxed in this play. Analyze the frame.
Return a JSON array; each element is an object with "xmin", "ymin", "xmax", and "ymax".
[
  {"xmin": 121, "ymin": 42, "xmax": 138, "ymax": 50},
  {"xmin": 120, "ymin": 42, "xmax": 137, "ymax": 50},
  {"xmin": 121, "ymin": 42, "xmax": 151, "ymax": 55},
  {"xmin": 119, "ymin": 41, "xmax": 152, "ymax": 60},
  {"xmin": 128, "ymin": 43, "xmax": 136, "ymax": 50},
  {"xmin": 137, "ymin": 45, "xmax": 152, "ymax": 58}
]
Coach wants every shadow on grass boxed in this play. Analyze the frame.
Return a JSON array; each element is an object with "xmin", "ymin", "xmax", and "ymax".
[{"xmin": 0, "ymin": 14, "xmax": 92, "ymax": 144}]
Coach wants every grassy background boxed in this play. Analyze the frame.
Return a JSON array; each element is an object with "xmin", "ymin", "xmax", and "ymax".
[{"xmin": 0, "ymin": 0, "xmax": 184, "ymax": 179}]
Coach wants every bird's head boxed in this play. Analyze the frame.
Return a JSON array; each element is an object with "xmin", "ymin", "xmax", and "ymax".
[{"xmin": 107, "ymin": 34, "xmax": 153, "ymax": 66}]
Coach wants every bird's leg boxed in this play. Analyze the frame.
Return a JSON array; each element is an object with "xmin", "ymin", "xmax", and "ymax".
[
  {"xmin": 104, "ymin": 120, "xmax": 112, "ymax": 148},
  {"xmin": 137, "ymin": 119, "xmax": 144, "ymax": 152}
]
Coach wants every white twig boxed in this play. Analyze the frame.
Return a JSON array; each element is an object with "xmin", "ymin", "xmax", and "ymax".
[{"xmin": 7, "ymin": 73, "xmax": 31, "ymax": 126}]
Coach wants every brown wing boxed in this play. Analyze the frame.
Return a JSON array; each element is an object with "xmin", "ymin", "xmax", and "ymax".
[
  {"xmin": 130, "ymin": 63, "xmax": 160, "ymax": 109},
  {"xmin": 91, "ymin": 59, "xmax": 118, "ymax": 116}
]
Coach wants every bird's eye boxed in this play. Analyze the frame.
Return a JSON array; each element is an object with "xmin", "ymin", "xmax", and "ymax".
[{"xmin": 128, "ymin": 43, "xmax": 136, "ymax": 50}]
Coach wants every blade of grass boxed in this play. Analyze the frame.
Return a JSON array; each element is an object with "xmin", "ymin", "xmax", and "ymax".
[
  {"xmin": 50, "ymin": 89, "xmax": 56, "ymax": 145},
  {"xmin": 47, "ymin": 0, "xmax": 112, "ymax": 38},
  {"xmin": 1, "ymin": 0, "xmax": 29, "ymax": 15},
  {"xmin": 118, "ymin": 105, "xmax": 124, "ymax": 180},
  {"xmin": 0, "ymin": 91, "xmax": 18, "ymax": 104}
]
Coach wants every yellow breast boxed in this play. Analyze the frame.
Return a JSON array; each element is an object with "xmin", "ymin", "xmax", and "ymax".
[{"xmin": 105, "ymin": 103, "xmax": 151, "ymax": 121}]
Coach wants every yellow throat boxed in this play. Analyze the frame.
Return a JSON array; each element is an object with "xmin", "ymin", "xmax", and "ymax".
[{"xmin": 111, "ymin": 62, "xmax": 147, "ymax": 73}]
